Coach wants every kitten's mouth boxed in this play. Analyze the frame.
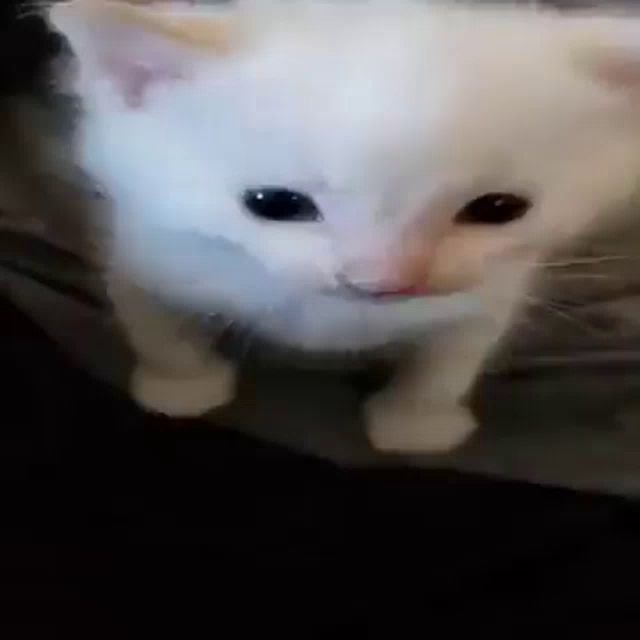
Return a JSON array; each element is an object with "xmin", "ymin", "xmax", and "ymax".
[
  {"xmin": 332, "ymin": 283, "xmax": 429, "ymax": 302},
  {"xmin": 329, "ymin": 272, "xmax": 431, "ymax": 300}
]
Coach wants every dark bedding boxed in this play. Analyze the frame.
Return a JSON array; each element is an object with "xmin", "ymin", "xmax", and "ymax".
[{"xmin": 2, "ymin": 297, "xmax": 640, "ymax": 635}]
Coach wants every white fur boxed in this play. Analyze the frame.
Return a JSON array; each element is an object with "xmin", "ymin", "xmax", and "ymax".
[{"xmin": 50, "ymin": 1, "xmax": 640, "ymax": 450}]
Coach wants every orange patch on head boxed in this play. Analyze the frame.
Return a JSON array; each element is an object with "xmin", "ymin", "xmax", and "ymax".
[
  {"xmin": 394, "ymin": 231, "xmax": 432, "ymax": 293},
  {"xmin": 55, "ymin": 0, "xmax": 234, "ymax": 54}
]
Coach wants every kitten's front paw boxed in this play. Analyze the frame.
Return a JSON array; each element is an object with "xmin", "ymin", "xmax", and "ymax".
[
  {"xmin": 131, "ymin": 362, "xmax": 235, "ymax": 418},
  {"xmin": 366, "ymin": 394, "xmax": 477, "ymax": 454}
]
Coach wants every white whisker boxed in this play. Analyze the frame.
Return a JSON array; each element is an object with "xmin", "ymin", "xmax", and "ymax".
[{"xmin": 538, "ymin": 255, "xmax": 634, "ymax": 269}]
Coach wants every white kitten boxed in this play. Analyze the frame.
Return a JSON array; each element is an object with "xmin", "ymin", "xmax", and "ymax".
[{"xmin": 49, "ymin": 0, "xmax": 640, "ymax": 451}]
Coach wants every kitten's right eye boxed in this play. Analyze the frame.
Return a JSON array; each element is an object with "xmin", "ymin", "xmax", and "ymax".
[
  {"xmin": 455, "ymin": 193, "xmax": 531, "ymax": 225},
  {"xmin": 242, "ymin": 188, "xmax": 321, "ymax": 222}
]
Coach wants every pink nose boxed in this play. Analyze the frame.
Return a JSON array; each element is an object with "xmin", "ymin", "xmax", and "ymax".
[{"xmin": 338, "ymin": 243, "xmax": 431, "ymax": 298}]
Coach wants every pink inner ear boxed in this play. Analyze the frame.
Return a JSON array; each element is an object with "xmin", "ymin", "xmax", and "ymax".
[
  {"xmin": 594, "ymin": 55, "xmax": 640, "ymax": 90},
  {"xmin": 105, "ymin": 58, "xmax": 184, "ymax": 109}
]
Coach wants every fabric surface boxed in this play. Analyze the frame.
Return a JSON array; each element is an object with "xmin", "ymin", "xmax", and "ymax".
[{"xmin": 2, "ymin": 297, "xmax": 640, "ymax": 635}]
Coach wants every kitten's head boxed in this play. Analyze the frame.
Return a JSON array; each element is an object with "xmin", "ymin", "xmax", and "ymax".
[{"xmin": 50, "ymin": 0, "xmax": 640, "ymax": 346}]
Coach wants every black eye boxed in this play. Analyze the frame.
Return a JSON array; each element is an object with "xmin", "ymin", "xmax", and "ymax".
[
  {"xmin": 242, "ymin": 188, "xmax": 321, "ymax": 222},
  {"xmin": 455, "ymin": 193, "xmax": 531, "ymax": 225}
]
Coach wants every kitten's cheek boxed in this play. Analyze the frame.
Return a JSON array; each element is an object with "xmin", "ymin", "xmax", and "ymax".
[
  {"xmin": 250, "ymin": 232, "xmax": 336, "ymax": 289},
  {"xmin": 427, "ymin": 238, "xmax": 524, "ymax": 294},
  {"xmin": 275, "ymin": 252, "xmax": 338, "ymax": 290},
  {"xmin": 426, "ymin": 259, "xmax": 483, "ymax": 294},
  {"xmin": 280, "ymin": 267, "xmax": 337, "ymax": 290},
  {"xmin": 274, "ymin": 246, "xmax": 336, "ymax": 289}
]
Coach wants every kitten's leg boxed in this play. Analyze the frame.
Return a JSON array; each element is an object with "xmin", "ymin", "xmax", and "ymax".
[
  {"xmin": 109, "ymin": 280, "xmax": 235, "ymax": 417},
  {"xmin": 367, "ymin": 267, "xmax": 529, "ymax": 453},
  {"xmin": 366, "ymin": 317, "xmax": 501, "ymax": 453}
]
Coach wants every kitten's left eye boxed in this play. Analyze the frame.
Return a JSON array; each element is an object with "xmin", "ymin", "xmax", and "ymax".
[
  {"xmin": 455, "ymin": 193, "xmax": 531, "ymax": 225},
  {"xmin": 242, "ymin": 188, "xmax": 321, "ymax": 222}
]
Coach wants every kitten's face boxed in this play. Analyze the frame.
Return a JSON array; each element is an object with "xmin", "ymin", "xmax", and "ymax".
[{"xmin": 52, "ymin": 1, "xmax": 640, "ymax": 344}]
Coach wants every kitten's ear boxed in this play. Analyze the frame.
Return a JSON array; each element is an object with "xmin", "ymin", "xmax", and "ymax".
[
  {"xmin": 573, "ymin": 22, "xmax": 640, "ymax": 93},
  {"xmin": 49, "ymin": 0, "xmax": 234, "ymax": 107}
]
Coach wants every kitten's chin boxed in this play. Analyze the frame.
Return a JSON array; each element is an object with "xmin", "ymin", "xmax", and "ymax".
[{"xmin": 251, "ymin": 290, "xmax": 479, "ymax": 352}]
